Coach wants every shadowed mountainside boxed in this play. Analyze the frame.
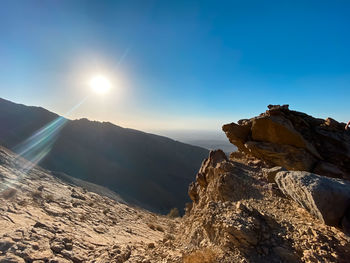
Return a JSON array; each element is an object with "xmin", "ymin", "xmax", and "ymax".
[{"xmin": 0, "ymin": 98, "xmax": 209, "ymax": 213}]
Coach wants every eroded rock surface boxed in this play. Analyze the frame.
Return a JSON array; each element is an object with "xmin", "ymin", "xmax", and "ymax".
[
  {"xmin": 181, "ymin": 150, "xmax": 350, "ymax": 263},
  {"xmin": 222, "ymin": 105, "xmax": 350, "ymax": 179},
  {"xmin": 275, "ymin": 171, "xmax": 350, "ymax": 232}
]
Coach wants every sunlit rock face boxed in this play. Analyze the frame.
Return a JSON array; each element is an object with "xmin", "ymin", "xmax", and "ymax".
[{"xmin": 223, "ymin": 105, "xmax": 350, "ymax": 180}]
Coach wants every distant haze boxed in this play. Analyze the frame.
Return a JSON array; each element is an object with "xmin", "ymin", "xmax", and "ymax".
[{"xmin": 153, "ymin": 130, "xmax": 237, "ymax": 154}]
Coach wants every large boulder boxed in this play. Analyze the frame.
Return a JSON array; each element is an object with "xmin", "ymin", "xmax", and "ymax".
[
  {"xmin": 275, "ymin": 171, "xmax": 350, "ymax": 232},
  {"xmin": 222, "ymin": 105, "xmax": 350, "ymax": 180}
]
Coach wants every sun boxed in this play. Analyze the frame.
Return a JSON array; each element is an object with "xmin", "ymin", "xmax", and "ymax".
[{"xmin": 89, "ymin": 75, "xmax": 111, "ymax": 95}]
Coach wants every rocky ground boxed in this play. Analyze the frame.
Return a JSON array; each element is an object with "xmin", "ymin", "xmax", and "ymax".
[
  {"xmin": 0, "ymin": 147, "xmax": 184, "ymax": 263},
  {"xmin": 2, "ymin": 145, "xmax": 350, "ymax": 263},
  {"xmin": 1, "ymin": 105, "xmax": 350, "ymax": 263}
]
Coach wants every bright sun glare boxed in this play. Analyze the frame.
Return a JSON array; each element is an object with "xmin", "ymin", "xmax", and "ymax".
[{"xmin": 89, "ymin": 75, "xmax": 111, "ymax": 95}]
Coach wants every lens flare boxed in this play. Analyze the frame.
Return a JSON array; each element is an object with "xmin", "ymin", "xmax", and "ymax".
[
  {"xmin": 13, "ymin": 116, "xmax": 68, "ymax": 172},
  {"xmin": 0, "ymin": 97, "xmax": 89, "ymax": 197}
]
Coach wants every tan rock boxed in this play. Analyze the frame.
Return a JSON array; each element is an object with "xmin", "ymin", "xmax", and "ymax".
[
  {"xmin": 222, "ymin": 122, "xmax": 251, "ymax": 152},
  {"xmin": 245, "ymin": 141, "xmax": 316, "ymax": 171},
  {"xmin": 223, "ymin": 105, "xmax": 350, "ymax": 180}
]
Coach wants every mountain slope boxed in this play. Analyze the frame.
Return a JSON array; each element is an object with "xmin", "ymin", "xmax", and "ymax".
[
  {"xmin": 0, "ymin": 98, "xmax": 209, "ymax": 213},
  {"xmin": 0, "ymin": 146, "xmax": 182, "ymax": 262}
]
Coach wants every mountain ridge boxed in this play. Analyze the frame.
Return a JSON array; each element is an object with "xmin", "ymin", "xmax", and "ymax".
[{"xmin": 0, "ymin": 97, "xmax": 209, "ymax": 213}]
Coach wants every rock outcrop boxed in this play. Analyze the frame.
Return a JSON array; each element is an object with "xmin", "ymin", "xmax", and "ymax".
[
  {"xmin": 275, "ymin": 171, "xmax": 350, "ymax": 233},
  {"xmin": 222, "ymin": 105, "xmax": 350, "ymax": 180},
  {"xmin": 182, "ymin": 150, "xmax": 350, "ymax": 262}
]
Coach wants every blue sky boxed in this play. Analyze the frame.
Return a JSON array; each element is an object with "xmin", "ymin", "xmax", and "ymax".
[{"xmin": 0, "ymin": 0, "xmax": 349, "ymax": 131}]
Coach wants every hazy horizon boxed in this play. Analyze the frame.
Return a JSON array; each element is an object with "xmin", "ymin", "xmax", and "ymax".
[{"xmin": 2, "ymin": 95, "xmax": 349, "ymax": 135}]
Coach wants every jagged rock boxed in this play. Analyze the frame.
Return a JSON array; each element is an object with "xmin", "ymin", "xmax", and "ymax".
[
  {"xmin": 182, "ymin": 150, "xmax": 350, "ymax": 262},
  {"xmin": 275, "ymin": 171, "xmax": 350, "ymax": 231},
  {"xmin": 189, "ymin": 150, "xmax": 262, "ymax": 207},
  {"xmin": 223, "ymin": 105, "xmax": 350, "ymax": 180}
]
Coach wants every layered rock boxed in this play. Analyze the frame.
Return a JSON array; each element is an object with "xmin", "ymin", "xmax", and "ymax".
[{"xmin": 222, "ymin": 105, "xmax": 350, "ymax": 180}]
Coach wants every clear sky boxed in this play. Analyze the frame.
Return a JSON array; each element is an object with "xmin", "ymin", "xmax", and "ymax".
[{"xmin": 1, "ymin": 0, "xmax": 349, "ymax": 132}]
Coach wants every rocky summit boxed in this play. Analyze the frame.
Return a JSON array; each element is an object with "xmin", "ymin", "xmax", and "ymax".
[
  {"xmin": 1, "ymin": 105, "xmax": 350, "ymax": 263},
  {"xmin": 222, "ymin": 104, "xmax": 350, "ymax": 180}
]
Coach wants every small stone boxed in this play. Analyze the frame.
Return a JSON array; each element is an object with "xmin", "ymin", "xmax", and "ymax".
[
  {"xmin": 147, "ymin": 243, "xmax": 155, "ymax": 249},
  {"xmin": 50, "ymin": 242, "xmax": 65, "ymax": 253},
  {"xmin": 71, "ymin": 192, "xmax": 86, "ymax": 200},
  {"xmin": 65, "ymin": 243, "xmax": 73, "ymax": 250},
  {"xmin": 93, "ymin": 226, "xmax": 106, "ymax": 234}
]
